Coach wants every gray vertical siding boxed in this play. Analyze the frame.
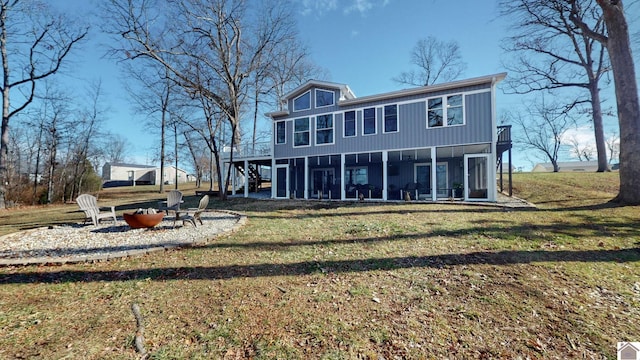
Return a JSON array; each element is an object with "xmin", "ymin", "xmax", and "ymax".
[{"xmin": 274, "ymin": 83, "xmax": 494, "ymax": 159}]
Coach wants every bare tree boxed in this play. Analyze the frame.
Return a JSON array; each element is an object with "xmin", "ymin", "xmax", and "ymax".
[
  {"xmin": 105, "ymin": 0, "xmax": 303, "ymax": 199},
  {"xmin": 64, "ymin": 81, "xmax": 106, "ymax": 201},
  {"xmin": 500, "ymin": 0, "xmax": 611, "ymax": 173},
  {"xmin": 394, "ymin": 36, "xmax": 467, "ymax": 87},
  {"xmin": 508, "ymin": 97, "xmax": 576, "ymax": 172},
  {"xmin": 566, "ymin": 134, "xmax": 595, "ymax": 161},
  {"xmin": 123, "ymin": 61, "xmax": 177, "ymax": 192},
  {"xmin": 103, "ymin": 134, "xmax": 130, "ymax": 164},
  {"xmin": 605, "ymin": 131, "xmax": 619, "ymax": 164},
  {"xmin": 0, "ymin": 0, "xmax": 87, "ymax": 208},
  {"xmin": 571, "ymin": 0, "xmax": 640, "ymax": 203}
]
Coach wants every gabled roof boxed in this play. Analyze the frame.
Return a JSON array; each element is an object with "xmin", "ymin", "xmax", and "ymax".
[
  {"xmin": 282, "ymin": 79, "xmax": 356, "ymax": 102},
  {"xmin": 266, "ymin": 73, "xmax": 506, "ymax": 119}
]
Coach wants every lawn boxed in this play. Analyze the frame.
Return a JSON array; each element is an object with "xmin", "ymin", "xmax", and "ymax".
[{"xmin": 0, "ymin": 172, "xmax": 638, "ymax": 359}]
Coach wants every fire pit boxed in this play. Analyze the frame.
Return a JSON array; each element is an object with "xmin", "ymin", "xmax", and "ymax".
[{"xmin": 123, "ymin": 211, "xmax": 164, "ymax": 229}]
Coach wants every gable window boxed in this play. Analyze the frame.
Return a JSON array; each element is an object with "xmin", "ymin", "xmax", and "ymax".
[
  {"xmin": 316, "ymin": 114, "xmax": 334, "ymax": 145},
  {"xmin": 363, "ymin": 107, "xmax": 376, "ymax": 135},
  {"xmin": 294, "ymin": 117, "xmax": 310, "ymax": 146},
  {"xmin": 315, "ymin": 89, "xmax": 335, "ymax": 108},
  {"xmin": 428, "ymin": 94, "xmax": 464, "ymax": 128},
  {"xmin": 384, "ymin": 104, "xmax": 398, "ymax": 133},
  {"xmin": 293, "ymin": 91, "xmax": 311, "ymax": 112},
  {"xmin": 344, "ymin": 110, "xmax": 356, "ymax": 137},
  {"xmin": 276, "ymin": 121, "xmax": 286, "ymax": 144}
]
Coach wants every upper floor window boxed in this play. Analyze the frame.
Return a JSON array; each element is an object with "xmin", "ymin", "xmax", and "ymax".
[
  {"xmin": 315, "ymin": 89, "xmax": 335, "ymax": 108},
  {"xmin": 446, "ymin": 94, "xmax": 463, "ymax": 126},
  {"xmin": 384, "ymin": 104, "xmax": 398, "ymax": 133},
  {"xmin": 294, "ymin": 117, "xmax": 310, "ymax": 147},
  {"xmin": 428, "ymin": 94, "xmax": 464, "ymax": 128},
  {"xmin": 293, "ymin": 91, "xmax": 311, "ymax": 112},
  {"xmin": 363, "ymin": 107, "xmax": 376, "ymax": 135},
  {"xmin": 344, "ymin": 110, "xmax": 356, "ymax": 137},
  {"xmin": 316, "ymin": 114, "xmax": 334, "ymax": 145},
  {"xmin": 276, "ymin": 121, "xmax": 286, "ymax": 144}
]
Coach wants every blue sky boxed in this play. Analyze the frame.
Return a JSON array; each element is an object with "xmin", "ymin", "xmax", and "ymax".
[{"xmin": 51, "ymin": 0, "xmax": 638, "ymax": 171}]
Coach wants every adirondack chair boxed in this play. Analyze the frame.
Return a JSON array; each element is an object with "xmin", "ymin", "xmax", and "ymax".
[
  {"xmin": 76, "ymin": 194, "xmax": 117, "ymax": 226},
  {"xmin": 176, "ymin": 195, "xmax": 209, "ymax": 227},
  {"xmin": 158, "ymin": 190, "xmax": 183, "ymax": 217}
]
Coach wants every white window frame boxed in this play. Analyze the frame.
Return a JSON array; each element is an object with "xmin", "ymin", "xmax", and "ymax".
[
  {"xmin": 315, "ymin": 89, "xmax": 335, "ymax": 108},
  {"xmin": 315, "ymin": 113, "xmax": 334, "ymax": 146},
  {"xmin": 383, "ymin": 104, "xmax": 399, "ymax": 134},
  {"xmin": 362, "ymin": 107, "xmax": 377, "ymax": 136},
  {"xmin": 426, "ymin": 93, "xmax": 465, "ymax": 129},
  {"xmin": 275, "ymin": 121, "xmax": 286, "ymax": 145},
  {"xmin": 293, "ymin": 117, "xmax": 311, "ymax": 147},
  {"xmin": 343, "ymin": 110, "xmax": 357, "ymax": 138},
  {"xmin": 293, "ymin": 91, "xmax": 311, "ymax": 112}
]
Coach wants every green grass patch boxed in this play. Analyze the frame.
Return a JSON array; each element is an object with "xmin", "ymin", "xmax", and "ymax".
[{"xmin": 0, "ymin": 172, "xmax": 639, "ymax": 358}]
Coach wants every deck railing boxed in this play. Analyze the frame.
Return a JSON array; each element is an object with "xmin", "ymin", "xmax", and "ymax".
[
  {"xmin": 497, "ymin": 125, "xmax": 512, "ymax": 144},
  {"xmin": 221, "ymin": 141, "xmax": 272, "ymax": 160}
]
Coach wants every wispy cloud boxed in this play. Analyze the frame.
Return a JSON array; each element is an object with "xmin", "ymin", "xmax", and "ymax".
[
  {"xmin": 300, "ymin": 0, "xmax": 338, "ymax": 16},
  {"xmin": 344, "ymin": 0, "xmax": 374, "ymax": 15},
  {"xmin": 299, "ymin": 0, "xmax": 390, "ymax": 17}
]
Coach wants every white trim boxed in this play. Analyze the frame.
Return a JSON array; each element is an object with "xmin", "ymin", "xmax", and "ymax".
[
  {"xmin": 343, "ymin": 110, "xmax": 357, "ymax": 138},
  {"xmin": 274, "ymin": 164, "xmax": 290, "ymax": 199},
  {"xmin": 293, "ymin": 90, "xmax": 311, "ymax": 112},
  {"xmin": 382, "ymin": 103, "xmax": 399, "ymax": 134},
  {"xmin": 314, "ymin": 113, "xmax": 335, "ymax": 146},
  {"xmin": 362, "ymin": 106, "xmax": 377, "ymax": 136},
  {"xmin": 292, "ymin": 117, "xmax": 311, "ymax": 148},
  {"xmin": 275, "ymin": 121, "xmax": 286, "ymax": 145},
  {"xmin": 464, "ymin": 154, "xmax": 491, "ymax": 201},
  {"xmin": 339, "ymin": 72, "xmax": 506, "ymax": 106},
  {"xmin": 426, "ymin": 93, "xmax": 466, "ymax": 129},
  {"xmin": 315, "ymin": 88, "xmax": 335, "ymax": 109}
]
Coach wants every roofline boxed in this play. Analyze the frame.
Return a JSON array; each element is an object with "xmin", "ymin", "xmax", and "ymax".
[
  {"xmin": 339, "ymin": 73, "xmax": 507, "ymax": 106},
  {"xmin": 282, "ymin": 79, "xmax": 356, "ymax": 101},
  {"xmin": 266, "ymin": 73, "xmax": 507, "ymax": 119}
]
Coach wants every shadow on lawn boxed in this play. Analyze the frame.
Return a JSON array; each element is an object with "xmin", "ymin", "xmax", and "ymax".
[{"xmin": 1, "ymin": 247, "xmax": 638, "ymax": 285}]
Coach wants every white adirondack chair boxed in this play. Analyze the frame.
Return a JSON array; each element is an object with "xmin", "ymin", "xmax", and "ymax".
[
  {"xmin": 158, "ymin": 190, "xmax": 183, "ymax": 217},
  {"xmin": 76, "ymin": 194, "xmax": 117, "ymax": 226}
]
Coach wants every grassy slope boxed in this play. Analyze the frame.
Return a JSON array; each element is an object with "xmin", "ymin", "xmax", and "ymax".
[{"xmin": 0, "ymin": 172, "xmax": 638, "ymax": 359}]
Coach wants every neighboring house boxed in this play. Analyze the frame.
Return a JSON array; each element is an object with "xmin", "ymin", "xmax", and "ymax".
[
  {"xmin": 102, "ymin": 163, "xmax": 192, "ymax": 187},
  {"xmin": 228, "ymin": 73, "xmax": 511, "ymax": 202},
  {"xmin": 531, "ymin": 161, "xmax": 601, "ymax": 172}
]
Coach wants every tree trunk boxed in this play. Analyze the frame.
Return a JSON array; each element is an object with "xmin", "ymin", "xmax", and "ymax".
[
  {"xmin": 597, "ymin": 0, "xmax": 640, "ymax": 203},
  {"xmin": 588, "ymin": 81, "xmax": 610, "ymax": 172}
]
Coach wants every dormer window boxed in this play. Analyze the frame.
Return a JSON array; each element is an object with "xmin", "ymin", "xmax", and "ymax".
[
  {"xmin": 293, "ymin": 91, "xmax": 311, "ymax": 112},
  {"xmin": 315, "ymin": 89, "xmax": 335, "ymax": 108}
]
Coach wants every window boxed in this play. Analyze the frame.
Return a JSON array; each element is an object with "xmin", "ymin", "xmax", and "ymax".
[
  {"xmin": 363, "ymin": 107, "xmax": 376, "ymax": 135},
  {"xmin": 293, "ymin": 91, "xmax": 310, "ymax": 112},
  {"xmin": 316, "ymin": 114, "xmax": 334, "ymax": 145},
  {"xmin": 315, "ymin": 89, "xmax": 335, "ymax": 108},
  {"xmin": 427, "ymin": 98, "xmax": 443, "ymax": 127},
  {"xmin": 384, "ymin": 104, "xmax": 398, "ymax": 133},
  {"xmin": 428, "ymin": 94, "xmax": 464, "ymax": 128},
  {"xmin": 294, "ymin": 117, "xmax": 310, "ymax": 146},
  {"xmin": 345, "ymin": 167, "xmax": 368, "ymax": 185},
  {"xmin": 446, "ymin": 95, "xmax": 463, "ymax": 125},
  {"xmin": 344, "ymin": 110, "xmax": 356, "ymax": 137},
  {"xmin": 276, "ymin": 121, "xmax": 286, "ymax": 144}
]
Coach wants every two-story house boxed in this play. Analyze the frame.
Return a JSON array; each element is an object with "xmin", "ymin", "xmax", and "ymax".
[{"xmin": 230, "ymin": 73, "xmax": 510, "ymax": 202}]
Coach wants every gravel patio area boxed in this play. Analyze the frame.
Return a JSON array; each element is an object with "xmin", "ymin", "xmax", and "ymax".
[{"xmin": 0, "ymin": 211, "xmax": 246, "ymax": 266}]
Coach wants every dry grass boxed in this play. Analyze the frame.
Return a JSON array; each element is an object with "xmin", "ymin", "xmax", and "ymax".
[{"xmin": 1, "ymin": 172, "xmax": 639, "ymax": 359}]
